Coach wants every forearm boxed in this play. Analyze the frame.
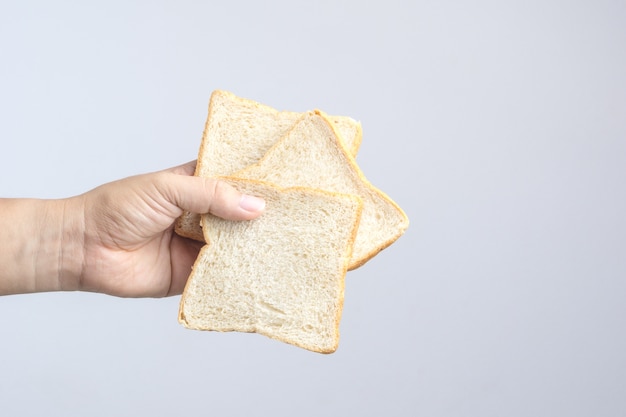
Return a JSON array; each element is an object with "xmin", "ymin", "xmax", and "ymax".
[{"xmin": 0, "ymin": 197, "xmax": 85, "ymax": 295}]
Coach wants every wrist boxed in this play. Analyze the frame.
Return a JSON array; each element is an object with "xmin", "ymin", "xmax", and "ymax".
[
  {"xmin": 0, "ymin": 197, "xmax": 85, "ymax": 295},
  {"xmin": 53, "ymin": 196, "xmax": 86, "ymax": 292},
  {"xmin": 28, "ymin": 197, "xmax": 85, "ymax": 293}
]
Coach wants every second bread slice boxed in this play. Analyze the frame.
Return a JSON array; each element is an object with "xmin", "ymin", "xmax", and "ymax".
[{"xmin": 234, "ymin": 111, "xmax": 409, "ymax": 269}]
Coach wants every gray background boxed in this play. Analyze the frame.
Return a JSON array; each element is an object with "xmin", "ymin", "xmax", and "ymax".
[{"xmin": 1, "ymin": 1, "xmax": 625, "ymax": 416}]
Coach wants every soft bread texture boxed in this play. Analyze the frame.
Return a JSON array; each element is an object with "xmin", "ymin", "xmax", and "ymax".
[
  {"xmin": 175, "ymin": 90, "xmax": 362, "ymax": 242},
  {"xmin": 234, "ymin": 110, "xmax": 409, "ymax": 269},
  {"xmin": 178, "ymin": 178, "xmax": 363, "ymax": 354}
]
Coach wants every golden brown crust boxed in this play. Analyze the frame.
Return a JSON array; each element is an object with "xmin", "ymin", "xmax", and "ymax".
[{"xmin": 351, "ymin": 121, "xmax": 363, "ymax": 156}]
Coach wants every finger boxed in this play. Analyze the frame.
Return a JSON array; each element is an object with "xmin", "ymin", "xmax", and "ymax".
[{"xmin": 159, "ymin": 174, "xmax": 265, "ymax": 221}]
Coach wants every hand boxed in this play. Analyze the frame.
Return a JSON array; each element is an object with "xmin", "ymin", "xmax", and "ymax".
[{"xmin": 72, "ymin": 161, "xmax": 265, "ymax": 297}]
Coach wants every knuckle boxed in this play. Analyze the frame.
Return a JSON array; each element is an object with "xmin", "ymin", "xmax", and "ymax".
[
  {"xmin": 205, "ymin": 179, "xmax": 237, "ymax": 215},
  {"xmin": 202, "ymin": 178, "xmax": 221, "ymax": 212}
]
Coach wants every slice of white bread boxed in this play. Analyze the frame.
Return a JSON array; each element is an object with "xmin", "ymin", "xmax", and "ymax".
[
  {"xmin": 175, "ymin": 90, "xmax": 362, "ymax": 242},
  {"xmin": 178, "ymin": 178, "xmax": 363, "ymax": 354},
  {"xmin": 234, "ymin": 110, "xmax": 409, "ymax": 270}
]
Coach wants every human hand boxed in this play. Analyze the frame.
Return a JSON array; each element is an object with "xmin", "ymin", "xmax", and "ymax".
[{"xmin": 71, "ymin": 161, "xmax": 265, "ymax": 297}]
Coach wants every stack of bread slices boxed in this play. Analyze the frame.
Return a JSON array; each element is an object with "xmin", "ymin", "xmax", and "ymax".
[{"xmin": 176, "ymin": 90, "xmax": 409, "ymax": 353}]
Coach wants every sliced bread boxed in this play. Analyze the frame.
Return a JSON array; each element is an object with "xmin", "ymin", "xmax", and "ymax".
[
  {"xmin": 234, "ymin": 110, "xmax": 409, "ymax": 270},
  {"xmin": 175, "ymin": 90, "xmax": 362, "ymax": 242},
  {"xmin": 178, "ymin": 177, "xmax": 363, "ymax": 353}
]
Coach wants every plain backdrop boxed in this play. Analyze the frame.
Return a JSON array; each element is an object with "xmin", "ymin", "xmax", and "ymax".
[{"xmin": 1, "ymin": 1, "xmax": 625, "ymax": 416}]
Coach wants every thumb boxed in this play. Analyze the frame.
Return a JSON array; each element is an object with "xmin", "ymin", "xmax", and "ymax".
[{"xmin": 157, "ymin": 172, "xmax": 265, "ymax": 221}]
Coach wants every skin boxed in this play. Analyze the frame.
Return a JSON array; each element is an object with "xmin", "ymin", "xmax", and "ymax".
[{"xmin": 0, "ymin": 161, "xmax": 265, "ymax": 297}]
